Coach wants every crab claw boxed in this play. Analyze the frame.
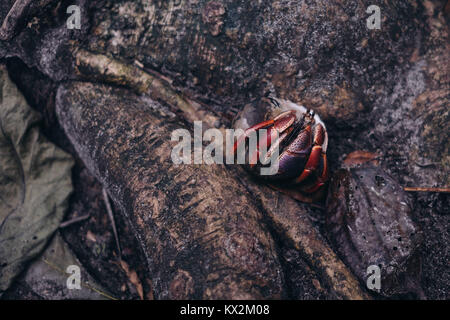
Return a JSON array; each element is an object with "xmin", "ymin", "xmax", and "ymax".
[{"xmin": 232, "ymin": 110, "xmax": 297, "ymax": 166}]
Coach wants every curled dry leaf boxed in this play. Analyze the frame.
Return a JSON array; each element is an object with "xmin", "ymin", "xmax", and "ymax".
[{"xmin": 0, "ymin": 65, "xmax": 74, "ymax": 295}]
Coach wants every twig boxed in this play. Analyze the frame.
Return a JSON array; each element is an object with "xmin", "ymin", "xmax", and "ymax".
[
  {"xmin": 103, "ymin": 188, "xmax": 122, "ymax": 258},
  {"xmin": 404, "ymin": 187, "xmax": 450, "ymax": 193},
  {"xmin": 59, "ymin": 214, "xmax": 90, "ymax": 228},
  {"xmin": 414, "ymin": 161, "xmax": 439, "ymax": 168},
  {"xmin": 0, "ymin": 0, "xmax": 33, "ymax": 41},
  {"xmin": 74, "ymin": 49, "xmax": 220, "ymax": 128}
]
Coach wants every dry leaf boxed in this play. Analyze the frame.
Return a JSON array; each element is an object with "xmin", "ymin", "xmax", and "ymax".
[
  {"xmin": 343, "ymin": 150, "xmax": 380, "ymax": 167},
  {"xmin": 0, "ymin": 65, "xmax": 74, "ymax": 295}
]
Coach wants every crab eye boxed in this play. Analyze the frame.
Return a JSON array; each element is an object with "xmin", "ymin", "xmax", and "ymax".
[
  {"xmin": 269, "ymin": 97, "xmax": 281, "ymax": 108},
  {"xmin": 308, "ymin": 109, "xmax": 315, "ymax": 117}
]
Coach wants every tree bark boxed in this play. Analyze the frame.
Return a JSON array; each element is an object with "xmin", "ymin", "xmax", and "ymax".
[{"xmin": 56, "ymin": 81, "xmax": 286, "ymax": 299}]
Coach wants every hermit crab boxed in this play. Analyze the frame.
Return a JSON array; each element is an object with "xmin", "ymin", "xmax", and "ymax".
[{"xmin": 232, "ymin": 97, "xmax": 328, "ymax": 202}]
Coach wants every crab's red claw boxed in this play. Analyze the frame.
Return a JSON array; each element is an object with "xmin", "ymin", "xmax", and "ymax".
[
  {"xmin": 313, "ymin": 123, "xmax": 326, "ymax": 146},
  {"xmin": 232, "ymin": 119, "xmax": 274, "ymax": 154},
  {"xmin": 233, "ymin": 111, "xmax": 297, "ymax": 167},
  {"xmin": 272, "ymin": 110, "xmax": 297, "ymax": 131}
]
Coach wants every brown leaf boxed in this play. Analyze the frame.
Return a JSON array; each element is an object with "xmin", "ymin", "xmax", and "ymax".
[
  {"xmin": 343, "ymin": 150, "xmax": 380, "ymax": 167},
  {"xmin": 86, "ymin": 230, "xmax": 97, "ymax": 242}
]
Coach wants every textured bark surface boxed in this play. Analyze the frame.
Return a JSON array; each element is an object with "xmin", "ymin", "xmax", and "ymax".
[
  {"xmin": 59, "ymin": 54, "xmax": 369, "ymax": 299},
  {"xmin": 56, "ymin": 81, "xmax": 285, "ymax": 299}
]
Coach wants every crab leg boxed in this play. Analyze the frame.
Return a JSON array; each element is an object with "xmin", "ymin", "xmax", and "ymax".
[
  {"xmin": 300, "ymin": 153, "xmax": 328, "ymax": 193},
  {"xmin": 232, "ymin": 119, "xmax": 274, "ymax": 154},
  {"xmin": 272, "ymin": 124, "xmax": 312, "ymax": 179},
  {"xmin": 294, "ymin": 145, "xmax": 323, "ymax": 183},
  {"xmin": 233, "ymin": 110, "xmax": 296, "ymax": 165},
  {"xmin": 293, "ymin": 122, "xmax": 327, "ymax": 183},
  {"xmin": 259, "ymin": 129, "xmax": 292, "ymax": 165},
  {"xmin": 248, "ymin": 125, "xmax": 286, "ymax": 167}
]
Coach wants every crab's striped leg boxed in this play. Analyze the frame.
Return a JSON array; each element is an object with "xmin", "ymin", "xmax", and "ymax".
[
  {"xmin": 233, "ymin": 110, "xmax": 296, "ymax": 166},
  {"xmin": 294, "ymin": 123, "xmax": 326, "ymax": 184}
]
